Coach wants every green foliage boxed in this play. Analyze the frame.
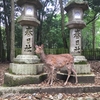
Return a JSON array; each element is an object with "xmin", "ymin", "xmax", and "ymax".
[
  {"xmin": 82, "ymin": 48, "xmax": 100, "ymax": 60},
  {"xmin": 95, "ymin": 18, "xmax": 100, "ymax": 48},
  {"xmin": 15, "ymin": 48, "xmax": 21, "ymax": 56},
  {"xmin": 1, "ymin": 0, "xmax": 100, "ymax": 61},
  {"xmin": 82, "ymin": 23, "xmax": 93, "ymax": 49},
  {"xmin": 93, "ymin": 0, "xmax": 100, "ymax": 5},
  {"xmin": 41, "ymin": 14, "xmax": 69, "ymax": 48},
  {"xmin": 44, "ymin": 48, "xmax": 69, "ymax": 54},
  {"xmin": 7, "ymin": 68, "xmax": 16, "ymax": 75},
  {"xmin": 88, "ymin": 0, "xmax": 100, "ymax": 12},
  {"xmin": 15, "ymin": 19, "xmax": 22, "ymax": 48}
]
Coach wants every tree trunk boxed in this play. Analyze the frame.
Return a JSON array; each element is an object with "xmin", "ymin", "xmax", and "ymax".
[
  {"xmin": 37, "ymin": 0, "xmax": 57, "ymax": 45},
  {"xmin": 10, "ymin": 0, "xmax": 15, "ymax": 62},
  {"xmin": 59, "ymin": 0, "xmax": 68, "ymax": 49},
  {"xmin": 0, "ymin": 11, "xmax": 6, "ymax": 62},
  {"xmin": 0, "ymin": 12, "xmax": 2, "ymax": 61},
  {"xmin": 37, "ymin": 10, "xmax": 43, "ymax": 45},
  {"xmin": 3, "ymin": 0, "xmax": 11, "ymax": 61},
  {"xmin": 92, "ymin": 20, "xmax": 95, "ymax": 59},
  {"xmin": 59, "ymin": 0, "xmax": 68, "ymax": 48}
]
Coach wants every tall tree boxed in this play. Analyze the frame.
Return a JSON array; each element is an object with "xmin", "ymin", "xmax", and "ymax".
[
  {"xmin": 3, "ymin": 0, "xmax": 11, "ymax": 61},
  {"xmin": 0, "ymin": 1, "xmax": 6, "ymax": 62},
  {"xmin": 59, "ymin": 0, "xmax": 68, "ymax": 48},
  {"xmin": 0, "ymin": 7, "xmax": 2, "ymax": 61},
  {"xmin": 92, "ymin": 19, "xmax": 96, "ymax": 59},
  {"xmin": 10, "ymin": 0, "xmax": 15, "ymax": 62},
  {"xmin": 37, "ymin": 0, "xmax": 58, "ymax": 45},
  {"xmin": 81, "ymin": 0, "xmax": 100, "ymax": 50}
]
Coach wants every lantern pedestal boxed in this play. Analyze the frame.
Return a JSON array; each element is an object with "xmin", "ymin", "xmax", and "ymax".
[
  {"xmin": 58, "ymin": 63, "xmax": 94, "ymax": 84},
  {"xmin": 57, "ymin": 72, "xmax": 95, "ymax": 83},
  {"xmin": 10, "ymin": 54, "xmax": 44, "ymax": 75},
  {"xmin": 4, "ymin": 72, "xmax": 47, "ymax": 86},
  {"xmin": 74, "ymin": 56, "xmax": 87, "ymax": 63},
  {"xmin": 4, "ymin": 0, "xmax": 47, "ymax": 86},
  {"xmin": 9, "ymin": 63, "xmax": 44, "ymax": 75},
  {"xmin": 14, "ymin": 55, "xmax": 40, "ymax": 64},
  {"xmin": 64, "ymin": 0, "xmax": 95, "ymax": 84},
  {"xmin": 4, "ymin": 54, "xmax": 47, "ymax": 86}
]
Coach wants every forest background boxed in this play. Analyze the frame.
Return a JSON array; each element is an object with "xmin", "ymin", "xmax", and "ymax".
[{"xmin": 0, "ymin": 0, "xmax": 100, "ymax": 62}]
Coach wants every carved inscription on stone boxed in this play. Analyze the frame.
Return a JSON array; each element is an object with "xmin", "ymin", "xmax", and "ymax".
[
  {"xmin": 74, "ymin": 29, "xmax": 81, "ymax": 53},
  {"xmin": 22, "ymin": 26, "xmax": 33, "ymax": 54},
  {"xmin": 70, "ymin": 29, "xmax": 81, "ymax": 55},
  {"xmin": 25, "ymin": 26, "xmax": 33, "ymax": 36}
]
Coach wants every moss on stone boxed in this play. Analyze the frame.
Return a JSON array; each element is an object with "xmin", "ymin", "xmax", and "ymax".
[
  {"xmin": 4, "ymin": 73, "xmax": 47, "ymax": 86},
  {"xmin": 74, "ymin": 61, "xmax": 87, "ymax": 64},
  {"xmin": 7, "ymin": 68, "xmax": 16, "ymax": 75}
]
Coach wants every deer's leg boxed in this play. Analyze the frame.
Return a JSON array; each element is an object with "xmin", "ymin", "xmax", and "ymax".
[
  {"xmin": 47, "ymin": 70, "xmax": 51, "ymax": 85},
  {"xmin": 64, "ymin": 64, "xmax": 72, "ymax": 85},
  {"xmin": 71, "ymin": 65, "xmax": 78, "ymax": 84},
  {"xmin": 50, "ymin": 67, "xmax": 55, "ymax": 86},
  {"xmin": 47, "ymin": 67, "xmax": 53, "ymax": 85},
  {"xmin": 64, "ymin": 69, "xmax": 71, "ymax": 85}
]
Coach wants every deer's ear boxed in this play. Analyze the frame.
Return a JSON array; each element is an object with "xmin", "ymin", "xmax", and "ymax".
[
  {"xmin": 35, "ymin": 45, "xmax": 38, "ymax": 48},
  {"xmin": 41, "ymin": 44, "xmax": 44, "ymax": 48}
]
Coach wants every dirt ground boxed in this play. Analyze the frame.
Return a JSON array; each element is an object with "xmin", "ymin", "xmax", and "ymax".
[
  {"xmin": 0, "ymin": 61, "xmax": 100, "ymax": 99},
  {"xmin": 0, "ymin": 61, "xmax": 100, "ymax": 86},
  {"xmin": 0, "ymin": 62, "xmax": 9, "ymax": 86}
]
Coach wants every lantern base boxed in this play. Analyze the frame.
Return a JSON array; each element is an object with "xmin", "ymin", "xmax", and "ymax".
[
  {"xmin": 74, "ymin": 55, "xmax": 87, "ymax": 63},
  {"xmin": 59, "ymin": 64, "xmax": 90, "ymax": 74},
  {"xmin": 57, "ymin": 72, "xmax": 95, "ymax": 83},
  {"xmin": 4, "ymin": 72, "xmax": 47, "ymax": 86},
  {"xmin": 14, "ymin": 55, "xmax": 40, "ymax": 64},
  {"xmin": 9, "ymin": 63, "xmax": 44, "ymax": 75}
]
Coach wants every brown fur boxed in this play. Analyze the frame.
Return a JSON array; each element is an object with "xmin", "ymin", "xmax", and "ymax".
[{"xmin": 35, "ymin": 44, "xmax": 78, "ymax": 85}]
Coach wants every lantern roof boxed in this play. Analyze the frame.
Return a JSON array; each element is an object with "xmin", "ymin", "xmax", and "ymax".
[
  {"xmin": 64, "ymin": 0, "xmax": 88, "ymax": 12},
  {"xmin": 16, "ymin": 0, "xmax": 42, "ymax": 9}
]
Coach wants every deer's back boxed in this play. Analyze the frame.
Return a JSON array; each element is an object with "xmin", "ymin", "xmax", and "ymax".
[
  {"xmin": 60, "ymin": 54, "xmax": 73, "ymax": 58},
  {"xmin": 45, "ymin": 54, "xmax": 73, "ymax": 68},
  {"xmin": 60, "ymin": 54, "xmax": 74, "ymax": 62}
]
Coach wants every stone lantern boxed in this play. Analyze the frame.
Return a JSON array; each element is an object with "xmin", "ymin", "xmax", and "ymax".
[
  {"xmin": 58, "ymin": 0, "xmax": 95, "ymax": 83},
  {"xmin": 4, "ymin": 0, "xmax": 46, "ymax": 86},
  {"xmin": 64, "ymin": 0, "xmax": 88, "ymax": 62},
  {"xmin": 17, "ymin": 0, "xmax": 42, "ymax": 55}
]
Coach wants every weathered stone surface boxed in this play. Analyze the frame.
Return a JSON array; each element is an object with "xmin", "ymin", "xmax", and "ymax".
[
  {"xmin": 0, "ymin": 86, "xmax": 100, "ymax": 96},
  {"xmin": 16, "ymin": 0, "xmax": 42, "ymax": 9},
  {"xmin": 57, "ymin": 72, "xmax": 95, "ymax": 83},
  {"xmin": 64, "ymin": 0, "xmax": 88, "ymax": 12},
  {"xmin": 70, "ymin": 29, "xmax": 82, "ymax": 55},
  {"xmin": 14, "ymin": 55, "xmax": 40, "ymax": 64},
  {"xmin": 64, "ymin": 0, "xmax": 88, "ymax": 56},
  {"xmin": 74, "ymin": 64, "xmax": 90, "ymax": 74},
  {"xmin": 4, "ymin": 72, "xmax": 47, "ymax": 86},
  {"xmin": 18, "ymin": 16, "xmax": 40, "ymax": 26},
  {"xmin": 74, "ymin": 56, "xmax": 87, "ymax": 63},
  {"xmin": 66, "ymin": 21, "xmax": 86, "ymax": 29},
  {"xmin": 21, "ymin": 26, "xmax": 35, "ymax": 55},
  {"xmin": 60, "ymin": 64, "xmax": 90, "ymax": 74},
  {"xmin": 9, "ymin": 63, "xmax": 44, "ymax": 75}
]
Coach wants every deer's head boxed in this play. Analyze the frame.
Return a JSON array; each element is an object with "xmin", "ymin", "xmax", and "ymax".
[{"xmin": 35, "ymin": 44, "xmax": 44, "ymax": 54}]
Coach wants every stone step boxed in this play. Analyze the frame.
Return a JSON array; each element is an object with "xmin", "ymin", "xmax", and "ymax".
[{"xmin": 57, "ymin": 72, "xmax": 95, "ymax": 83}]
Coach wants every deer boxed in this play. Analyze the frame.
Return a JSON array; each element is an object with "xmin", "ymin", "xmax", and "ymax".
[{"xmin": 35, "ymin": 44, "xmax": 78, "ymax": 86}]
